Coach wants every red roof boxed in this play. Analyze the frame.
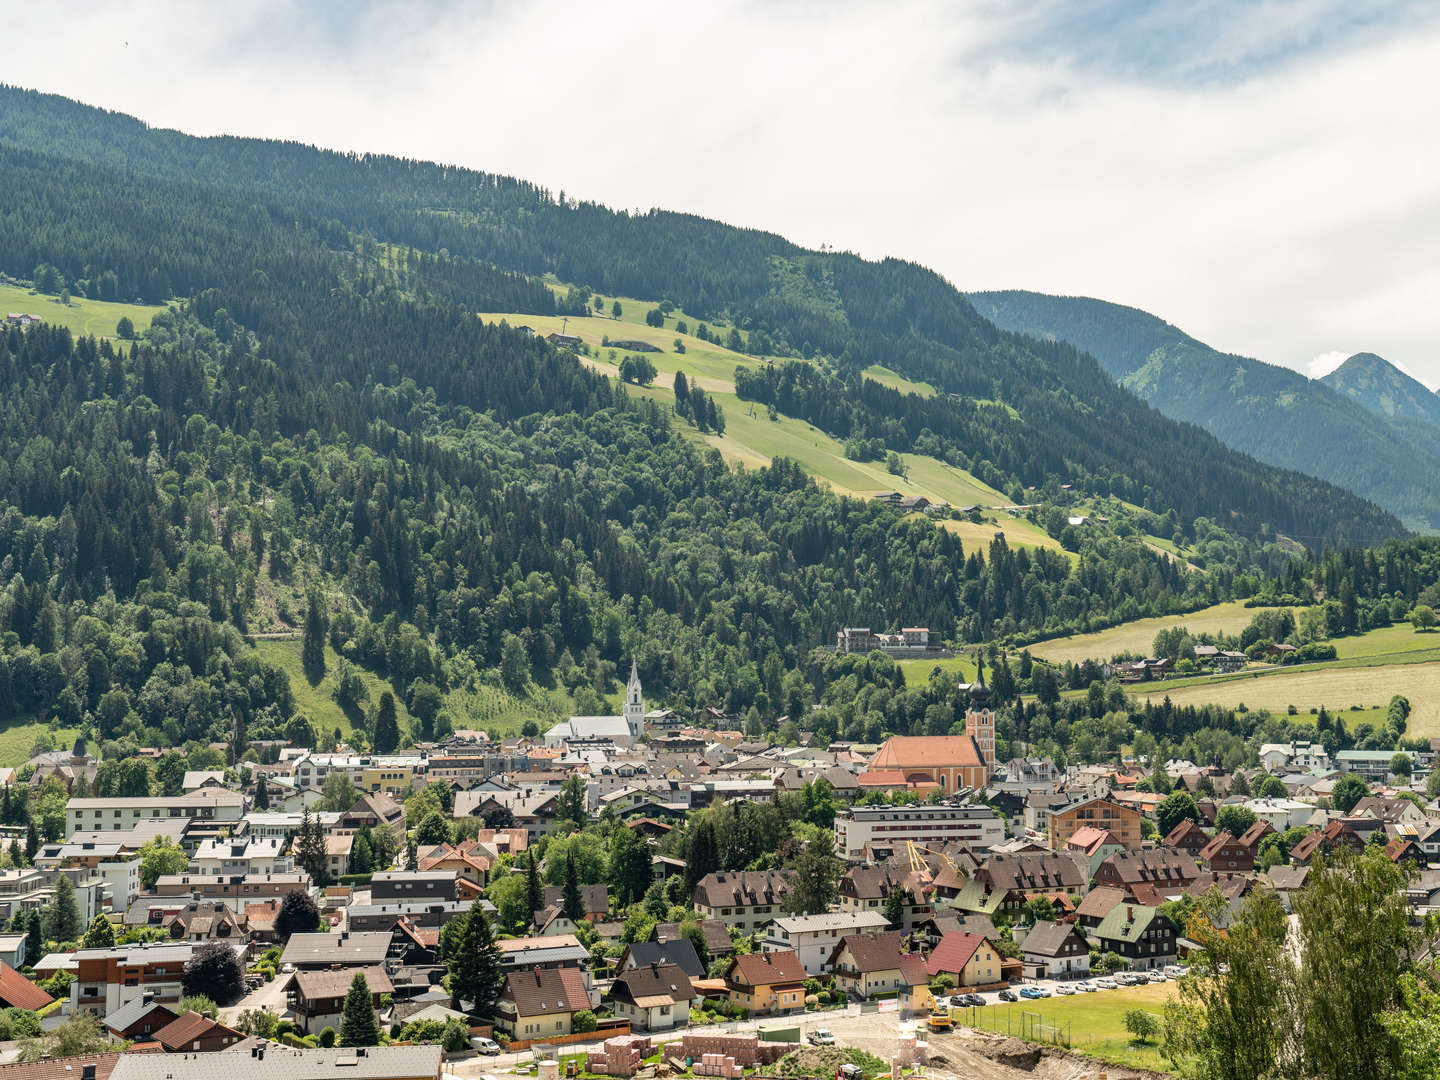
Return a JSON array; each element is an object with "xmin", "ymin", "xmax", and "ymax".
[
  {"xmin": 871, "ymin": 736, "xmax": 983, "ymax": 771},
  {"xmin": 1066, "ymin": 826, "xmax": 1119, "ymax": 855},
  {"xmin": 925, "ymin": 931, "xmax": 987, "ymax": 977},
  {"xmin": 898, "ymin": 952, "xmax": 930, "ymax": 987},
  {"xmin": 0, "ymin": 962, "xmax": 53, "ymax": 1011}
]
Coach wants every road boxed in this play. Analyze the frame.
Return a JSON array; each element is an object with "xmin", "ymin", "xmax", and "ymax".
[{"xmin": 219, "ymin": 969, "xmax": 295, "ymax": 1026}]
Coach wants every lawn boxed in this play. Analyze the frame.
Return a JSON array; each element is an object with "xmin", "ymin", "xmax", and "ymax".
[
  {"xmin": 937, "ymin": 515, "xmax": 1067, "ymax": 558},
  {"xmin": 1028, "ymin": 601, "xmax": 1284, "ymax": 665},
  {"xmin": 252, "ymin": 640, "xmax": 406, "ymax": 746},
  {"xmin": 1130, "ymin": 660, "xmax": 1440, "ymax": 737},
  {"xmin": 0, "ymin": 720, "xmax": 85, "ymax": 768},
  {"xmin": 896, "ymin": 655, "xmax": 977, "ymax": 684},
  {"xmin": 963, "ymin": 982, "xmax": 1177, "ymax": 1072},
  {"xmin": 0, "ymin": 283, "xmax": 166, "ymax": 340},
  {"xmin": 862, "ymin": 363, "xmax": 935, "ymax": 397}
]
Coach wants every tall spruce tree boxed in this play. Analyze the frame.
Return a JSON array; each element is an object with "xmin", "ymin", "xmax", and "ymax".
[
  {"xmin": 373, "ymin": 692, "xmax": 401, "ymax": 753},
  {"xmin": 449, "ymin": 900, "xmax": 504, "ymax": 1016},
  {"xmin": 561, "ymin": 850, "xmax": 585, "ymax": 922},
  {"xmin": 45, "ymin": 874, "xmax": 81, "ymax": 942},
  {"xmin": 338, "ymin": 972, "xmax": 380, "ymax": 1046},
  {"xmin": 525, "ymin": 848, "xmax": 543, "ymax": 920},
  {"xmin": 302, "ymin": 589, "xmax": 327, "ymax": 678},
  {"xmin": 684, "ymin": 816, "xmax": 719, "ymax": 894}
]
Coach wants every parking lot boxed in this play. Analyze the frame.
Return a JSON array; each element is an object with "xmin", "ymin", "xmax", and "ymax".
[{"xmin": 937, "ymin": 966, "xmax": 1182, "ymax": 1009}]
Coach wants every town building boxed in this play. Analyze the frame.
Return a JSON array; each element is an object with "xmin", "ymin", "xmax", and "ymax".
[
  {"xmin": 1018, "ymin": 920, "xmax": 1090, "ymax": 980},
  {"xmin": 544, "ymin": 661, "xmax": 646, "ymax": 747},
  {"xmin": 722, "ymin": 951, "xmax": 806, "ymax": 1016},
  {"xmin": 691, "ymin": 870, "xmax": 793, "ymax": 932},
  {"xmin": 608, "ymin": 962, "xmax": 696, "ymax": 1032},
  {"xmin": 759, "ymin": 911, "xmax": 890, "ymax": 975},
  {"xmin": 1091, "ymin": 904, "xmax": 1178, "ymax": 971},
  {"xmin": 833, "ymin": 803, "xmax": 1003, "ymax": 861},
  {"xmin": 293, "ymin": 968, "xmax": 393, "ymax": 1034},
  {"xmin": 1046, "ymin": 797, "xmax": 1143, "ymax": 852}
]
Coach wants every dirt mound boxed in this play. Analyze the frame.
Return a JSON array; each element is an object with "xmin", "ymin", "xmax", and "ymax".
[
  {"xmin": 773, "ymin": 1047, "xmax": 883, "ymax": 1078},
  {"xmin": 974, "ymin": 1039, "xmax": 1042, "ymax": 1071}
]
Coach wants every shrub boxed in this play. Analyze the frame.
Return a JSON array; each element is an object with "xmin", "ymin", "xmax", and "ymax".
[{"xmin": 319, "ymin": 1027, "xmax": 337, "ymax": 1048}]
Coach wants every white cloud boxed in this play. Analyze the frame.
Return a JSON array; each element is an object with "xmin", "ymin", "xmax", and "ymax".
[{"xmin": 5, "ymin": 1, "xmax": 1440, "ymax": 383}]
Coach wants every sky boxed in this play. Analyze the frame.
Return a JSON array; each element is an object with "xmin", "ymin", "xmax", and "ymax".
[{"xmin": 7, "ymin": 0, "xmax": 1440, "ymax": 384}]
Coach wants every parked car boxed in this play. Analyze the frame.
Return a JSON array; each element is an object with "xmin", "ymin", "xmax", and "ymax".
[
  {"xmin": 1075, "ymin": 981, "xmax": 1096, "ymax": 993},
  {"xmin": 1095, "ymin": 978, "xmax": 1117, "ymax": 989},
  {"xmin": 998, "ymin": 989, "xmax": 1017, "ymax": 1002},
  {"xmin": 947, "ymin": 995, "xmax": 969, "ymax": 1009},
  {"xmin": 473, "ymin": 1038, "xmax": 501, "ymax": 1056},
  {"xmin": 1018, "ymin": 986, "xmax": 1043, "ymax": 1000},
  {"xmin": 807, "ymin": 1030, "xmax": 835, "ymax": 1046},
  {"xmin": 1056, "ymin": 985, "xmax": 1075, "ymax": 995},
  {"xmin": 963, "ymin": 993, "xmax": 985, "ymax": 1008}
]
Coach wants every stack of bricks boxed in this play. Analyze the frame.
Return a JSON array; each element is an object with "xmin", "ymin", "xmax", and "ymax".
[
  {"xmin": 692, "ymin": 1053, "xmax": 743, "ymax": 1078},
  {"xmin": 584, "ymin": 1035, "xmax": 655, "ymax": 1076},
  {"xmin": 679, "ymin": 1034, "xmax": 790, "ymax": 1067}
]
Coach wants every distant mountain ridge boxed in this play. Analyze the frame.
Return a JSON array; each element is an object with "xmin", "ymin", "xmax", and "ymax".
[
  {"xmin": 970, "ymin": 290, "xmax": 1440, "ymax": 533},
  {"xmin": 1321, "ymin": 352, "xmax": 1440, "ymax": 428}
]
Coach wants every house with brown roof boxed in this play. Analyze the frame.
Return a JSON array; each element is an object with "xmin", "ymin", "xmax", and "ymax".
[
  {"xmin": 1073, "ymin": 885, "xmax": 1128, "ymax": 930},
  {"xmin": 294, "ymin": 968, "xmax": 393, "ymax": 1034},
  {"xmin": 608, "ymin": 962, "xmax": 696, "ymax": 1031},
  {"xmin": 495, "ymin": 967, "xmax": 593, "ymax": 1039},
  {"xmin": 1290, "ymin": 820, "xmax": 1364, "ymax": 865},
  {"xmin": 103, "ymin": 994, "xmax": 179, "ymax": 1041},
  {"xmin": 1163, "ymin": 819, "xmax": 1210, "ymax": 860},
  {"xmin": 1019, "ymin": 920, "xmax": 1090, "ymax": 980},
  {"xmin": 161, "ymin": 902, "xmax": 247, "ymax": 944},
  {"xmin": 655, "ymin": 920, "xmax": 733, "ymax": 958},
  {"xmin": 951, "ymin": 852, "xmax": 1086, "ymax": 917},
  {"xmin": 924, "ymin": 931, "xmax": 1002, "ymax": 988},
  {"xmin": 826, "ymin": 930, "xmax": 914, "ymax": 1000},
  {"xmin": 540, "ymin": 884, "xmax": 608, "ymax": 923},
  {"xmin": 151, "ymin": 1011, "xmax": 245, "ymax": 1053},
  {"xmin": 1047, "ymin": 797, "xmax": 1142, "ymax": 852},
  {"xmin": 1198, "ymin": 831, "xmax": 1254, "ymax": 874},
  {"xmin": 722, "ymin": 950, "xmax": 806, "ymax": 1016},
  {"xmin": 1064, "ymin": 826, "xmax": 1124, "ymax": 881},
  {"xmin": 0, "ymin": 961, "xmax": 53, "ymax": 1012},
  {"xmin": 837, "ymin": 866, "xmax": 933, "ymax": 930},
  {"xmin": 341, "ymin": 793, "xmax": 406, "ymax": 837},
  {"xmin": 1093, "ymin": 848, "xmax": 1201, "ymax": 894},
  {"xmin": 692, "ymin": 870, "xmax": 794, "ymax": 932}
]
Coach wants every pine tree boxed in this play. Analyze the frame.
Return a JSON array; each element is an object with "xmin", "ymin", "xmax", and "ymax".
[
  {"xmin": 46, "ymin": 874, "xmax": 81, "ymax": 942},
  {"xmin": 685, "ymin": 816, "xmax": 719, "ymax": 894},
  {"xmin": 525, "ymin": 848, "xmax": 543, "ymax": 920},
  {"xmin": 23, "ymin": 909, "xmax": 42, "ymax": 962},
  {"xmin": 449, "ymin": 899, "xmax": 504, "ymax": 1016},
  {"xmin": 25, "ymin": 823, "xmax": 38, "ymax": 861},
  {"xmin": 883, "ymin": 885, "xmax": 912, "ymax": 930},
  {"xmin": 253, "ymin": 777, "xmax": 270, "ymax": 809},
  {"xmin": 338, "ymin": 972, "xmax": 380, "ymax": 1046},
  {"xmin": 561, "ymin": 850, "xmax": 585, "ymax": 922},
  {"xmin": 8, "ymin": 840, "xmax": 22, "ymax": 869},
  {"xmin": 554, "ymin": 773, "xmax": 586, "ymax": 833},
  {"xmin": 302, "ymin": 589, "xmax": 327, "ymax": 678},
  {"xmin": 374, "ymin": 692, "xmax": 401, "ymax": 753},
  {"xmin": 295, "ymin": 808, "xmax": 331, "ymax": 887}
]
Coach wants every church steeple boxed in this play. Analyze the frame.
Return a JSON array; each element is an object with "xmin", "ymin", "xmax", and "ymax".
[{"xmin": 623, "ymin": 659, "xmax": 644, "ymax": 741}]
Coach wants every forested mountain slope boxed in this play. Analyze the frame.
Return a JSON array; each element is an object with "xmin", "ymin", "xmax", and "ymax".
[
  {"xmin": 0, "ymin": 85, "xmax": 1415, "ymax": 765},
  {"xmin": 1321, "ymin": 352, "xmax": 1440, "ymax": 428},
  {"xmin": 0, "ymin": 85, "xmax": 1401, "ymax": 550},
  {"xmin": 971, "ymin": 290, "xmax": 1440, "ymax": 533}
]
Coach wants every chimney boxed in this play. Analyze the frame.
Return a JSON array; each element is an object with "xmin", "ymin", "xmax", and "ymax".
[
  {"xmin": 1127, "ymin": 907, "xmax": 1134, "ymax": 923},
  {"xmin": 83, "ymin": 1067, "xmax": 96, "ymax": 1080}
]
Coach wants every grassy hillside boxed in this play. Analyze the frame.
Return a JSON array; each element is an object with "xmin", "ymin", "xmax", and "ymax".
[
  {"xmin": 0, "ymin": 720, "xmax": 85, "ymax": 769},
  {"xmin": 1029, "ymin": 601, "xmax": 1280, "ymax": 664},
  {"xmin": 0, "ymin": 283, "xmax": 166, "ymax": 339},
  {"xmin": 480, "ymin": 301, "xmax": 1040, "ymax": 553}
]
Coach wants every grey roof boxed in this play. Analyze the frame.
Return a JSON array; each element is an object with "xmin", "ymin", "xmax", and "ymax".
[
  {"xmin": 103, "ymin": 995, "xmax": 178, "ymax": 1032},
  {"xmin": 619, "ymin": 938, "xmax": 704, "ymax": 978},
  {"xmin": 1019, "ymin": 919, "xmax": 1084, "ymax": 958},
  {"xmin": 110, "ymin": 1045, "xmax": 442, "ymax": 1080},
  {"xmin": 766, "ymin": 911, "xmax": 890, "ymax": 935},
  {"xmin": 280, "ymin": 932, "xmax": 392, "ymax": 966}
]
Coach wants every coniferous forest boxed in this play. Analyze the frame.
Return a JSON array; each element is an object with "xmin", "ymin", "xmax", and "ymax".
[{"xmin": 0, "ymin": 84, "xmax": 1425, "ymax": 759}]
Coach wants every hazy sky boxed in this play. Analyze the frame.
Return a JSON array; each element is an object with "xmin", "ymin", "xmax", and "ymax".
[{"xmin": 8, "ymin": 1, "xmax": 1440, "ymax": 384}]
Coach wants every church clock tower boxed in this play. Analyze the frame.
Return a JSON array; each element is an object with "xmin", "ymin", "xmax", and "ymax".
[
  {"xmin": 623, "ymin": 659, "xmax": 645, "ymax": 742},
  {"xmin": 964, "ymin": 665, "xmax": 996, "ymax": 770}
]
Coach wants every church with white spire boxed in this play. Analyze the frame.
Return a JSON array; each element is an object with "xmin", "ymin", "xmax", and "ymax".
[{"xmin": 542, "ymin": 659, "xmax": 647, "ymax": 747}]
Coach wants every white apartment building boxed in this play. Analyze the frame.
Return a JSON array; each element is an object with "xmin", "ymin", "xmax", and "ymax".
[
  {"xmin": 833, "ymin": 803, "xmax": 1005, "ymax": 861},
  {"xmin": 190, "ymin": 836, "xmax": 294, "ymax": 877},
  {"xmin": 65, "ymin": 790, "xmax": 245, "ymax": 836}
]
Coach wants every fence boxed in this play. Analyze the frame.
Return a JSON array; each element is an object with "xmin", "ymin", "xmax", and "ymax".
[
  {"xmin": 953, "ymin": 1005, "xmax": 1071, "ymax": 1048},
  {"xmin": 506, "ymin": 1020, "xmax": 632, "ymax": 1053}
]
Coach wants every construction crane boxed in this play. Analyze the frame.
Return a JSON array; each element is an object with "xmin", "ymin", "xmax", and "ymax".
[{"xmin": 907, "ymin": 840, "xmax": 962, "ymax": 877}]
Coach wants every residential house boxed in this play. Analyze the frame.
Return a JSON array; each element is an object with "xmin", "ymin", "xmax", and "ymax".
[
  {"xmin": 103, "ymin": 994, "xmax": 179, "ymax": 1041},
  {"xmin": 923, "ymin": 931, "xmax": 1002, "ymax": 988},
  {"xmin": 656, "ymin": 920, "xmax": 733, "ymax": 959},
  {"xmin": 608, "ymin": 962, "xmax": 696, "ymax": 1032},
  {"xmin": 493, "ymin": 967, "xmax": 593, "ymax": 1038},
  {"xmin": 1093, "ymin": 849, "xmax": 1201, "ymax": 894},
  {"xmin": 692, "ymin": 870, "xmax": 794, "ymax": 932},
  {"xmin": 825, "ymin": 930, "xmax": 920, "ymax": 1000},
  {"xmin": 64, "ymin": 942, "xmax": 204, "ymax": 1014},
  {"xmin": 951, "ymin": 852, "xmax": 1086, "ymax": 918},
  {"xmin": 1064, "ymin": 827, "xmax": 1124, "ymax": 881},
  {"xmin": 1290, "ymin": 820, "xmax": 1364, "ymax": 865},
  {"xmin": 1073, "ymin": 886, "xmax": 1128, "ymax": 931},
  {"xmin": 190, "ymin": 837, "xmax": 292, "ymax": 878},
  {"xmin": 340, "ymin": 794, "xmax": 406, "ymax": 838},
  {"xmin": 1019, "ymin": 920, "xmax": 1090, "ymax": 980},
  {"xmin": 1197, "ymin": 832, "xmax": 1254, "ymax": 874},
  {"xmin": 541, "ymin": 884, "xmax": 608, "ymax": 922},
  {"xmin": 617, "ymin": 939, "xmax": 704, "ymax": 980},
  {"xmin": 837, "ymin": 866, "xmax": 933, "ymax": 931},
  {"xmin": 759, "ymin": 911, "xmax": 890, "ymax": 975},
  {"xmin": 280, "ymin": 931, "xmax": 393, "ymax": 970},
  {"xmin": 371, "ymin": 871, "xmax": 457, "ymax": 902},
  {"xmin": 722, "ymin": 951, "xmax": 806, "ymax": 1016},
  {"xmin": 1047, "ymin": 798, "xmax": 1143, "ymax": 852},
  {"xmin": 496, "ymin": 935, "xmax": 596, "ymax": 999},
  {"xmin": 161, "ymin": 902, "xmax": 248, "ymax": 945},
  {"xmin": 151, "ymin": 1011, "xmax": 245, "ymax": 1053},
  {"xmin": 293, "ymin": 968, "xmax": 393, "ymax": 1034},
  {"xmin": 1092, "ymin": 904, "xmax": 1177, "ymax": 971},
  {"xmin": 1163, "ymin": 819, "xmax": 1210, "ymax": 860},
  {"xmin": 0, "ymin": 962, "xmax": 53, "ymax": 1013},
  {"xmin": 64, "ymin": 791, "xmax": 245, "ymax": 836}
]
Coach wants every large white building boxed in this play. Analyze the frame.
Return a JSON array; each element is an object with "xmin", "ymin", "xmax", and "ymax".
[
  {"xmin": 544, "ymin": 660, "xmax": 646, "ymax": 747},
  {"xmin": 65, "ymin": 790, "xmax": 245, "ymax": 836},
  {"xmin": 190, "ymin": 836, "xmax": 294, "ymax": 877},
  {"xmin": 833, "ymin": 803, "xmax": 1005, "ymax": 861}
]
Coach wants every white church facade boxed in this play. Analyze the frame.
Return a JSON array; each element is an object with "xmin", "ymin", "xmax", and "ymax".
[{"xmin": 543, "ymin": 660, "xmax": 647, "ymax": 747}]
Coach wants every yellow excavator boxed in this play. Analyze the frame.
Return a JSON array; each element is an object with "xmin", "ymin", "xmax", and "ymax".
[{"xmin": 927, "ymin": 1002, "xmax": 953, "ymax": 1032}]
